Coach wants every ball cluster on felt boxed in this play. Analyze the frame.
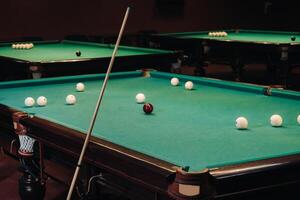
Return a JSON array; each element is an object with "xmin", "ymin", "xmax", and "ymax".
[
  {"xmin": 170, "ymin": 77, "xmax": 179, "ymax": 86},
  {"xmin": 76, "ymin": 82, "xmax": 85, "ymax": 92},
  {"xmin": 234, "ymin": 114, "xmax": 300, "ymax": 130},
  {"xmin": 23, "ymin": 82, "xmax": 87, "ymax": 107},
  {"xmin": 12, "ymin": 43, "xmax": 34, "ymax": 49},
  {"xmin": 37, "ymin": 96, "xmax": 47, "ymax": 106},
  {"xmin": 170, "ymin": 78, "xmax": 195, "ymax": 90},
  {"xmin": 270, "ymin": 114, "xmax": 283, "ymax": 127},
  {"xmin": 236, "ymin": 117, "xmax": 248, "ymax": 130},
  {"xmin": 66, "ymin": 94, "xmax": 76, "ymax": 105},
  {"xmin": 185, "ymin": 81, "xmax": 194, "ymax": 90},
  {"xmin": 24, "ymin": 97, "xmax": 35, "ymax": 107},
  {"xmin": 135, "ymin": 93, "xmax": 146, "ymax": 104},
  {"xmin": 208, "ymin": 31, "xmax": 228, "ymax": 37}
]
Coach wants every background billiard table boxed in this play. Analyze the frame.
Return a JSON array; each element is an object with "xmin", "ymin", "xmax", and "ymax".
[
  {"xmin": 0, "ymin": 70, "xmax": 299, "ymax": 199},
  {"xmin": 0, "ymin": 40, "xmax": 178, "ymax": 80},
  {"xmin": 149, "ymin": 29, "xmax": 300, "ymax": 87}
]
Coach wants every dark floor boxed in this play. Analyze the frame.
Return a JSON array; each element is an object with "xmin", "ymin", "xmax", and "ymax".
[
  {"xmin": 0, "ymin": 137, "xmax": 131, "ymax": 200},
  {"xmin": 1, "ymin": 147, "xmax": 299, "ymax": 200},
  {"xmin": 0, "ymin": 148, "xmax": 67, "ymax": 200}
]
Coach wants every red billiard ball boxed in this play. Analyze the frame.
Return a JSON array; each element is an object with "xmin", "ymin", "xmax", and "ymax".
[{"xmin": 143, "ymin": 103, "xmax": 153, "ymax": 114}]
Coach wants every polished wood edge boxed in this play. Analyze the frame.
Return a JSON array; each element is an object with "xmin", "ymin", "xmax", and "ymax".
[{"xmin": 210, "ymin": 153, "xmax": 300, "ymax": 177}]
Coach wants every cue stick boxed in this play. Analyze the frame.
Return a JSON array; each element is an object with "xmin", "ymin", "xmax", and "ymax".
[{"xmin": 66, "ymin": 7, "xmax": 130, "ymax": 200}]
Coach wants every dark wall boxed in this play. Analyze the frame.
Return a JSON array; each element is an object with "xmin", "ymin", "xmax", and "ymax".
[
  {"xmin": 228, "ymin": 1, "xmax": 300, "ymax": 31},
  {"xmin": 0, "ymin": 0, "xmax": 298, "ymax": 41}
]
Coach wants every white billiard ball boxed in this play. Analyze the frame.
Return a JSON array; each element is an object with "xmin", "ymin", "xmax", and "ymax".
[
  {"xmin": 236, "ymin": 117, "xmax": 248, "ymax": 130},
  {"xmin": 76, "ymin": 82, "xmax": 85, "ymax": 92},
  {"xmin": 270, "ymin": 114, "xmax": 283, "ymax": 127},
  {"xmin": 12, "ymin": 44, "xmax": 16, "ymax": 49},
  {"xmin": 135, "ymin": 93, "xmax": 146, "ymax": 104},
  {"xmin": 24, "ymin": 97, "xmax": 35, "ymax": 107},
  {"xmin": 297, "ymin": 115, "xmax": 300, "ymax": 125},
  {"xmin": 66, "ymin": 94, "xmax": 76, "ymax": 105},
  {"xmin": 185, "ymin": 81, "xmax": 194, "ymax": 90},
  {"xmin": 25, "ymin": 43, "xmax": 31, "ymax": 49},
  {"xmin": 170, "ymin": 77, "xmax": 179, "ymax": 86},
  {"xmin": 208, "ymin": 32, "xmax": 212, "ymax": 36},
  {"xmin": 37, "ymin": 96, "xmax": 47, "ymax": 106}
]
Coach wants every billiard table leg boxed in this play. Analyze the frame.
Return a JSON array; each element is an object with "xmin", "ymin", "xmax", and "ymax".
[
  {"xmin": 267, "ymin": 46, "xmax": 291, "ymax": 89},
  {"xmin": 231, "ymin": 57, "xmax": 244, "ymax": 82},
  {"xmin": 29, "ymin": 65, "xmax": 42, "ymax": 79},
  {"xmin": 192, "ymin": 52, "xmax": 207, "ymax": 77},
  {"xmin": 195, "ymin": 66, "xmax": 206, "ymax": 77},
  {"xmin": 13, "ymin": 112, "xmax": 45, "ymax": 200},
  {"xmin": 278, "ymin": 62, "xmax": 290, "ymax": 89},
  {"xmin": 170, "ymin": 58, "xmax": 182, "ymax": 74},
  {"xmin": 168, "ymin": 168, "xmax": 215, "ymax": 200},
  {"xmin": 18, "ymin": 157, "xmax": 46, "ymax": 200}
]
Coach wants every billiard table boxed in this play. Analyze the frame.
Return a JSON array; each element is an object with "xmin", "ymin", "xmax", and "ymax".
[
  {"xmin": 0, "ymin": 70, "xmax": 300, "ymax": 199},
  {"xmin": 0, "ymin": 40, "xmax": 177, "ymax": 80},
  {"xmin": 150, "ymin": 29, "xmax": 300, "ymax": 85}
]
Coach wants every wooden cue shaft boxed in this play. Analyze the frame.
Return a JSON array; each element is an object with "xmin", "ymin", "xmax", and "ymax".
[{"xmin": 66, "ymin": 7, "xmax": 130, "ymax": 200}]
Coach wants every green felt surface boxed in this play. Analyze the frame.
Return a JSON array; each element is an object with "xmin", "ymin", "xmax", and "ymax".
[
  {"xmin": 0, "ymin": 40, "xmax": 172, "ymax": 62},
  {"xmin": 0, "ymin": 71, "xmax": 300, "ymax": 171},
  {"xmin": 160, "ymin": 30, "xmax": 300, "ymax": 44}
]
